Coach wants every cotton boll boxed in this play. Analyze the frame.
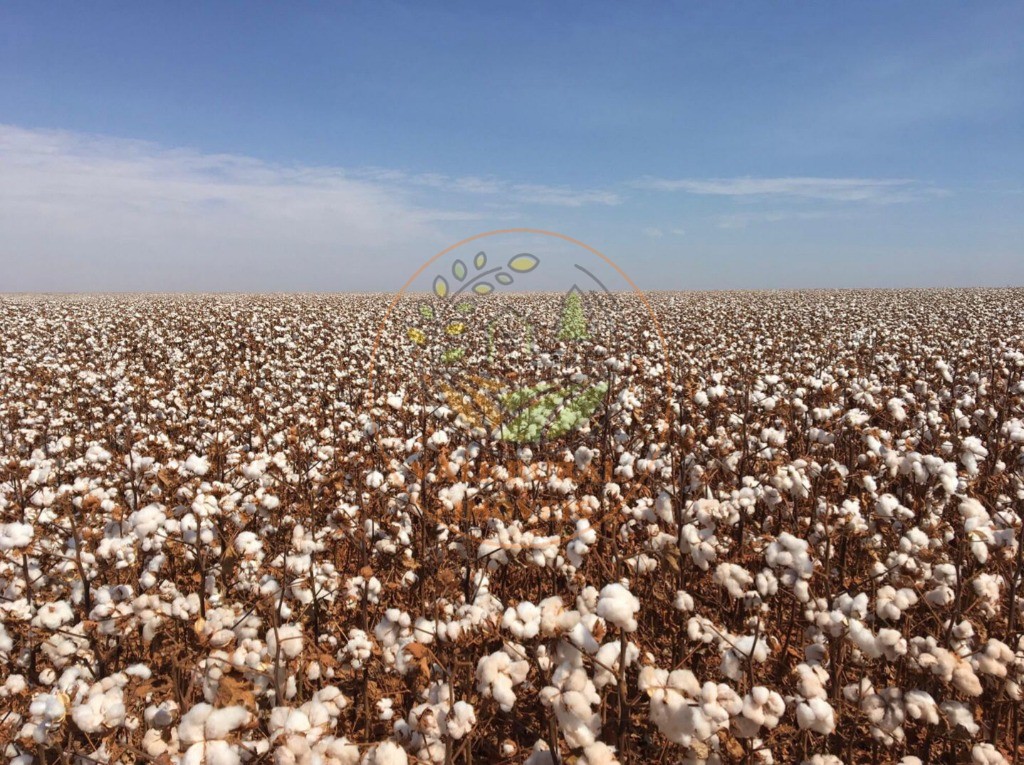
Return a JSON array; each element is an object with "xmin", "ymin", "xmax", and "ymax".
[
  {"xmin": 596, "ymin": 583, "xmax": 640, "ymax": 633},
  {"xmin": 733, "ymin": 687, "xmax": 786, "ymax": 738},
  {"xmin": 503, "ymin": 601, "xmax": 542, "ymax": 640},
  {"xmin": 70, "ymin": 683, "xmax": 126, "ymax": 734},
  {"xmin": 204, "ymin": 705, "xmax": 251, "ymax": 739},
  {"xmin": 182, "ymin": 454, "xmax": 210, "ymax": 476},
  {"xmin": 33, "ymin": 601, "xmax": 75, "ymax": 630},
  {"xmin": 673, "ymin": 591, "xmax": 695, "ymax": 612},
  {"xmin": 638, "ymin": 665, "xmax": 709, "ymax": 745},
  {"xmin": 972, "ymin": 743, "xmax": 1010, "ymax": 765},
  {"xmin": 721, "ymin": 634, "xmax": 769, "ymax": 681},
  {"xmin": 714, "ymin": 563, "xmax": 754, "ymax": 600},
  {"xmin": 476, "ymin": 650, "xmax": 530, "ymax": 712},
  {"xmin": 539, "ymin": 666, "xmax": 601, "ymax": 749},
  {"xmin": 538, "ymin": 597, "xmax": 580, "ymax": 637},
  {"xmin": 178, "ymin": 704, "xmax": 213, "ymax": 746},
  {"xmin": 0, "ymin": 522, "xmax": 33, "ymax": 550},
  {"xmin": 579, "ymin": 741, "xmax": 620, "ymax": 765},
  {"xmin": 267, "ymin": 624, "xmax": 304, "ymax": 660},
  {"xmin": 902, "ymin": 690, "xmax": 939, "ymax": 725},
  {"xmin": 204, "ymin": 739, "xmax": 242, "ymax": 765},
  {"xmin": 592, "ymin": 640, "xmax": 639, "ymax": 689},
  {"xmin": 444, "ymin": 701, "xmax": 475, "ymax": 740},
  {"xmin": 363, "ymin": 740, "xmax": 408, "ymax": 765},
  {"xmin": 875, "ymin": 586, "xmax": 919, "ymax": 621},
  {"xmin": 796, "ymin": 698, "xmax": 835, "ymax": 735},
  {"xmin": 340, "ymin": 629, "xmax": 374, "ymax": 669},
  {"xmin": 130, "ymin": 504, "xmax": 167, "ymax": 539},
  {"xmin": 795, "ymin": 662, "xmax": 829, "ymax": 700},
  {"xmin": 972, "ymin": 639, "xmax": 1014, "ymax": 677},
  {"xmin": 941, "ymin": 701, "xmax": 980, "ymax": 736}
]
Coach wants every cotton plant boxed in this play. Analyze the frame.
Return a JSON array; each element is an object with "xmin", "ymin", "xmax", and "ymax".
[{"xmin": 2, "ymin": 291, "xmax": 1023, "ymax": 761}]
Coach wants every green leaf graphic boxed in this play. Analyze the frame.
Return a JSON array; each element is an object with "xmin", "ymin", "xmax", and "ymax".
[
  {"xmin": 497, "ymin": 381, "xmax": 608, "ymax": 442},
  {"xmin": 452, "ymin": 260, "xmax": 467, "ymax": 281},
  {"xmin": 433, "ymin": 276, "xmax": 449, "ymax": 298},
  {"xmin": 508, "ymin": 253, "xmax": 539, "ymax": 273},
  {"xmin": 474, "ymin": 251, "xmax": 487, "ymax": 269}
]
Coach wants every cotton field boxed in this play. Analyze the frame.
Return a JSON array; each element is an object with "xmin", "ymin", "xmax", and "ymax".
[{"xmin": 1, "ymin": 289, "xmax": 1023, "ymax": 765}]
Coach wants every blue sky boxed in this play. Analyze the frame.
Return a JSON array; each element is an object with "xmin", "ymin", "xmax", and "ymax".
[{"xmin": 1, "ymin": 1, "xmax": 1022, "ymax": 291}]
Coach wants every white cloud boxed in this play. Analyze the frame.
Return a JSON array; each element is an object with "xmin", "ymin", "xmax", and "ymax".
[
  {"xmin": 633, "ymin": 175, "xmax": 941, "ymax": 203},
  {"xmin": 715, "ymin": 210, "xmax": 846, "ymax": 229},
  {"xmin": 0, "ymin": 125, "xmax": 616, "ymax": 291},
  {"xmin": 355, "ymin": 168, "xmax": 621, "ymax": 207},
  {"xmin": 642, "ymin": 227, "xmax": 664, "ymax": 238}
]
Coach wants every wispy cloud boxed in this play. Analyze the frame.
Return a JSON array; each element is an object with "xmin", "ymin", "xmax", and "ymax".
[
  {"xmin": 0, "ymin": 125, "xmax": 618, "ymax": 290},
  {"xmin": 642, "ymin": 226, "xmax": 685, "ymax": 238},
  {"xmin": 715, "ymin": 210, "xmax": 850, "ymax": 229},
  {"xmin": 355, "ymin": 167, "xmax": 621, "ymax": 207},
  {"xmin": 633, "ymin": 176, "xmax": 943, "ymax": 203}
]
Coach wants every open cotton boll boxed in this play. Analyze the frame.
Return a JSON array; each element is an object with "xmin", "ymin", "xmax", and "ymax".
[
  {"xmin": 795, "ymin": 662, "xmax": 829, "ymax": 699},
  {"xmin": 539, "ymin": 666, "xmax": 601, "ymax": 749},
  {"xmin": 0, "ymin": 521, "xmax": 33, "ymax": 550},
  {"xmin": 476, "ymin": 649, "xmax": 530, "ymax": 712},
  {"xmin": 972, "ymin": 639, "xmax": 1014, "ymax": 677},
  {"xmin": 538, "ymin": 596, "xmax": 581, "ymax": 637},
  {"xmin": 909, "ymin": 637, "xmax": 983, "ymax": 696},
  {"xmin": 444, "ymin": 701, "xmax": 476, "ymax": 740},
  {"xmin": 579, "ymin": 742, "xmax": 620, "ymax": 765},
  {"xmin": 182, "ymin": 454, "xmax": 210, "ymax": 476},
  {"xmin": 267, "ymin": 624, "xmax": 304, "ymax": 660},
  {"xmin": 70, "ymin": 683, "xmax": 126, "ymax": 734},
  {"xmin": 129, "ymin": 504, "xmax": 167, "ymax": 539},
  {"xmin": 638, "ymin": 666, "xmax": 708, "ymax": 745},
  {"xmin": 861, "ymin": 687, "xmax": 907, "ymax": 744},
  {"xmin": 941, "ymin": 701, "xmax": 980, "ymax": 736},
  {"xmin": 340, "ymin": 629, "xmax": 373, "ymax": 669},
  {"xmin": 733, "ymin": 687, "xmax": 786, "ymax": 738},
  {"xmin": 796, "ymin": 698, "xmax": 835, "ymax": 735},
  {"xmin": 720, "ymin": 634, "xmax": 769, "ymax": 681},
  {"xmin": 33, "ymin": 601, "xmax": 75, "ymax": 630},
  {"xmin": 875, "ymin": 586, "xmax": 918, "ymax": 621},
  {"xmin": 972, "ymin": 743, "xmax": 1010, "ymax": 765},
  {"xmin": 592, "ymin": 640, "xmax": 639, "ymax": 689},
  {"xmin": 181, "ymin": 739, "xmax": 241, "ymax": 765},
  {"xmin": 178, "ymin": 704, "xmax": 214, "ymax": 746},
  {"xmin": 902, "ymin": 690, "xmax": 939, "ymax": 724},
  {"xmin": 714, "ymin": 563, "xmax": 754, "ymax": 600},
  {"xmin": 204, "ymin": 705, "xmax": 251, "ymax": 739},
  {"xmin": 673, "ymin": 590, "xmax": 695, "ymax": 612},
  {"xmin": 503, "ymin": 601, "xmax": 542, "ymax": 640},
  {"xmin": 596, "ymin": 583, "xmax": 640, "ymax": 632},
  {"xmin": 363, "ymin": 741, "xmax": 408, "ymax": 765}
]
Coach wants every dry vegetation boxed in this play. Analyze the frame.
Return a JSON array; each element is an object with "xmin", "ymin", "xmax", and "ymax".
[{"xmin": 1, "ymin": 289, "xmax": 1023, "ymax": 765}]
